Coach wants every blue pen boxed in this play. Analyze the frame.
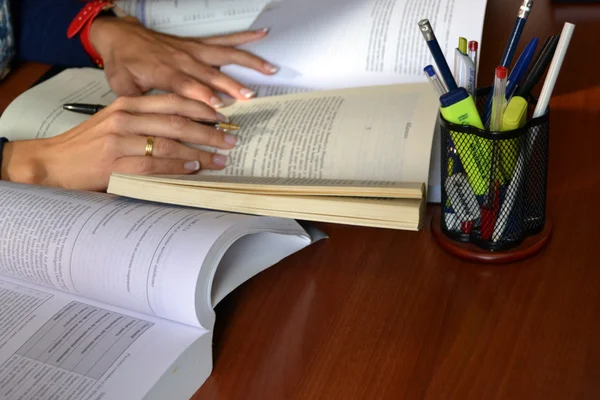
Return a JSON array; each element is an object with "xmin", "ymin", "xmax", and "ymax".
[
  {"xmin": 506, "ymin": 37, "xmax": 538, "ymax": 100},
  {"xmin": 483, "ymin": 0, "xmax": 534, "ymax": 126},
  {"xmin": 423, "ymin": 65, "xmax": 448, "ymax": 96},
  {"xmin": 418, "ymin": 19, "xmax": 457, "ymax": 91}
]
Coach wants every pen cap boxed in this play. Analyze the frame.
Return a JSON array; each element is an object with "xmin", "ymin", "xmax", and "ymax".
[
  {"xmin": 459, "ymin": 37, "xmax": 467, "ymax": 54},
  {"xmin": 440, "ymin": 88, "xmax": 484, "ymax": 129},
  {"xmin": 468, "ymin": 41, "xmax": 478, "ymax": 53},
  {"xmin": 495, "ymin": 66, "xmax": 508, "ymax": 81},
  {"xmin": 502, "ymin": 96, "xmax": 528, "ymax": 130},
  {"xmin": 440, "ymin": 87, "xmax": 468, "ymax": 108},
  {"xmin": 500, "ymin": 96, "xmax": 528, "ymax": 178}
]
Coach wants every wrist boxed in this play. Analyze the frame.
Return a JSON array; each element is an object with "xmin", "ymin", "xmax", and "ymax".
[
  {"xmin": 67, "ymin": 1, "xmax": 119, "ymax": 68},
  {"xmin": 89, "ymin": 15, "xmax": 117, "ymax": 63},
  {"xmin": 1, "ymin": 140, "xmax": 47, "ymax": 186}
]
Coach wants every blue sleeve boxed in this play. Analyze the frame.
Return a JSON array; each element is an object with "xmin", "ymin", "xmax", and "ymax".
[{"xmin": 12, "ymin": 0, "xmax": 96, "ymax": 67}]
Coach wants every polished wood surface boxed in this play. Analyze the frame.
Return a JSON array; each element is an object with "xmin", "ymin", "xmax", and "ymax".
[
  {"xmin": 0, "ymin": 63, "xmax": 51, "ymax": 112},
  {"xmin": 1, "ymin": 1, "xmax": 599, "ymax": 398}
]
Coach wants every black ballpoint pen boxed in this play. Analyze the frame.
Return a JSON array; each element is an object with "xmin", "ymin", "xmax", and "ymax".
[
  {"xmin": 513, "ymin": 35, "xmax": 560, "ymax": 98},
  {"xmin": 62, "ymin": 103, "xmax": 240, "ymax": 131}
]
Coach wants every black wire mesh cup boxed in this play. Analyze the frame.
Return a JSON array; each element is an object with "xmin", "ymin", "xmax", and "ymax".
[{"xmin": 439, "ymin": 87, "xmax": 550, "ymax": 251}]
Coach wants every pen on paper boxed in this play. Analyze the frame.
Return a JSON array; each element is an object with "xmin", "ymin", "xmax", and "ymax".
[{"xmin": 63, "ymin": 103, "xmax": 241, "ymax": 131}]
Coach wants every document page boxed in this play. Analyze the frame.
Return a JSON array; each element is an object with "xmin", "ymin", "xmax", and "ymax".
[
  {"xmin": 222, "ymin": 0, "xmax": 488, "ymax": 90},
  {"xmin": 0, "ymin": 181, "xmax": 251, "ymax": 328},
  {"xmin": 0, "ymin": 277, "xmax": 209, "ymax": 400},
  {"xmin": 0, "ymin": 68, "xmax": 117, "ymax": 141},
  {"xmin": 200, "ymin": 82, "xmax": 439, "ymax": 186},
  {"xmin": 115, "ymin": 0, "xmax": 270, "ymax": 37}
]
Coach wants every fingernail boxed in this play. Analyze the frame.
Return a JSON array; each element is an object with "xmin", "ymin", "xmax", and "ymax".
[
  {"xmin": 184, "ymin": 160, "xmax": 200, "ymax": 171},
  {"xmin": 210, "ymin": 96, "xmax": 224, "ymax": 108},
  {"xmin": 264, "ymin": 62, "xmax": 279, "ymax": 73},
  {"xmin": 216, "ymin": 112, "xmax": 229, "ymax": 122},
  {"xmin": 240, "ymin": 88, "xmax": 255, "ymax": 99},
  {"xmin": 224, "ymin": 133, "xmax": 240, "ymax": 146},
  {"xmin": 256, "ymin": 27, "xmax": 269, "ymax": 34},
  {"xmin": 213, "ymin": 154, "xmax": 230, "ymax": 166}
]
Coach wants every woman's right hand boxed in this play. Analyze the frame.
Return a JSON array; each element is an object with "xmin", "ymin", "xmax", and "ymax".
[{"xmin": 0, "ymin": 94, "xmax": 238, "ymax": 192}]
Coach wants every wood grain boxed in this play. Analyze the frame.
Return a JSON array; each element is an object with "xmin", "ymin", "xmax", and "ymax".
[
  {"xmin": 0, "ymin": 63, "xmax": 50, "ymax": 113},
  {"xmin": 1, "ymin": 1, "xmax": 598, "ymax": 398}
]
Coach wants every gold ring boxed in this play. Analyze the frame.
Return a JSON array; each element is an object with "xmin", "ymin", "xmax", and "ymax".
[{"xmin": 145, "ymin": 136, "xmax": 155, "ymax": 157}]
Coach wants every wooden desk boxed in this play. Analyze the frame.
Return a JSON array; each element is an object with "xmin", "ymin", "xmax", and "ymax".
[{"xmin": 1, "ymin": 1, "xmax": 599, "ymax": 398}]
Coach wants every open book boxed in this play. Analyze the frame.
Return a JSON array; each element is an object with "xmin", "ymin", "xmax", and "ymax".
[
  {"xmin": 0, "ymin": 68, "xmax": 439, "ymax": 230},
  {"xmin": 0, "ymin": 180, "xmax": 323, "ymax": 399},
  {"xmin": 219, "ymin": 0, "xmax": 489, "ymax": 201},
  {"xmin": 115, "ymin": 0, "xmax": 489, "ymax": 204}
]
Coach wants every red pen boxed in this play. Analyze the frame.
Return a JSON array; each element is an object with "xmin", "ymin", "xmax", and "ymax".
[
  {"xmin": 481, "ymin": 181, "xmax": 500, "ymax": 240},
  {"xmin": 481, "ymin": 66, "xmax": 507, "ymax": 241}
]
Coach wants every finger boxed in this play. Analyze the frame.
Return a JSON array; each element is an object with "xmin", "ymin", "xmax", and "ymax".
[
  {"xmin": 188, "ymin": 44, "xmax": 278, "ymax": 75},
  {"xmin": 198, "ymin": 28, "xmax": 269, "ymax": 46},
  {"xmin": 119, "ymin": 135, "xmax": 231, "ymax": 169},
  {"xmin": 113, "ymin": 156, "xmax": 201, "ymax": 176},
  {"xmin": 103, "ymin": 112, "xmax": 240, "ymax": 149},
  {"xmin": 105, "ymin": 68, "xmax": 144, "ymax": 97},
  {"xmin": 109, "ymin": 93, "xmax": 227, "ymax": 122},
  {"xmin": 113, "ymin": 152, "xmax": 228, "ymax": 176},
  {"xmin": 162, "ymin": 69, "xmax": 227, "ymax": 108},
  {"xmin": 179, "ymin": 63, "xmax": 257, "ymax": 100}
]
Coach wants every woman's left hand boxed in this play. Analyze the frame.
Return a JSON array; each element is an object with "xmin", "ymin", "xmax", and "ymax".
[{"xmin": 89, "ymin": 15, "xmax": 276, "ymax": 108}]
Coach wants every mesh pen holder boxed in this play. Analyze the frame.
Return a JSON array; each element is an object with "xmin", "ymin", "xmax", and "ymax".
[{"xmin": 439, "ymin": 87, "xmax": 550, "ymax": 251}]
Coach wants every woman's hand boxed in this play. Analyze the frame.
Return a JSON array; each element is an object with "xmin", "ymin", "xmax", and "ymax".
[
  {"xmin": 1, "ymin": 94, "xmax": 238, "ymax": 191},
  {"xmin": 89, "ymin": 15, "xmax": 276, "ymax": 108}
]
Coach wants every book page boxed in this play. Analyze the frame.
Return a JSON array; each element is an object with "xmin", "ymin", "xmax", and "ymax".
[
  {"xmin": 115, "ymin": 0, "xmax": 270, "ymax": 37},
  {"xmin": 0, "ymin": 277, "xmax": 210, "ymax": 400},
  {"xmin": 247, "ymin": 82, "xmax": 312, "ymax": 97},
  {"xmin": 116, "ymin": 174, "xmax": 424, "ymax": 198},
  {"xmin": 197, "ymin": 82, "xmax": 439, "ymax": 187},
  {"xmin": 221, "ymin": 0, "xmax": 488, "ymax": 90},
  {"xmin": 0, "ymin": 68, "xmax": 116, "ymax": 141},
  {"xmin": 0, "ymin": 67, "xmax": 309, "ymax": 140},
  {"xmin": 0, "ymin": 181, "xmax": 310, "ymax": 329}
]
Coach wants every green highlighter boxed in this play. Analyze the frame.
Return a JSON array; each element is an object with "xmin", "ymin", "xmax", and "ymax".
[
  {"xmin": 440, "ymin": 88, "xmax": 491, "ymax": 195},
  {"xmin": 500, "ymin": 96, "xmax": 528, "ymax": 177},
  {"xmin": 502, "ymin": 96, "xmax": 528, "ymax": 130}
]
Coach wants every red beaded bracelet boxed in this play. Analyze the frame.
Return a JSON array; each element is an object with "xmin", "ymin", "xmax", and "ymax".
[{"xmin": 67, "ymin": 0, "xmax": 116, "ymax": 68}]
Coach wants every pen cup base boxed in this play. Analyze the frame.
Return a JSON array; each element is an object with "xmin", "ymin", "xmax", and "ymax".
[{"xmin": 431, "ymin": 207, "xmax": 552, "ymax": 264}]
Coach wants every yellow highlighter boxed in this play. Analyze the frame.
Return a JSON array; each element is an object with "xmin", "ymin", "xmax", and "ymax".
[
  {"xmin": 502, "ymin": 96, "xmax": 528, "ymax": 129},
  {"xmin": 500, "ymin": 96, "xmax": 528, "ymax": 177},
  {"xmin": 440, "ymin": 87, "xmax": 492, "ymax": 195}
]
